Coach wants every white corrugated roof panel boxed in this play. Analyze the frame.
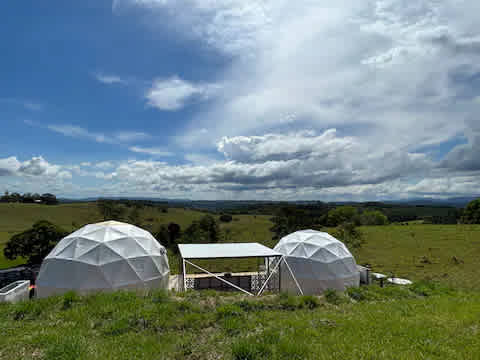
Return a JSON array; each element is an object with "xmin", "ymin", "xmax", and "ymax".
[{"xmin": 178, "ymin": 243, "xmax": 281, "ymax": 259}]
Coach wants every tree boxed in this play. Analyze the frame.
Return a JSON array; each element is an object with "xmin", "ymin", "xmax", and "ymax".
[
  {"xmin": 3, "ymin": 221, "xmax": 68, "ymax": 264},
  {"xmin": 199, "ymin": 215, "xmax": 220, "ymax": 243},
  {"xmin": 461, "ymin": 199, "xmax": 480, "ymax": 224},
  {"xmin": 41, "ymin": 193, "xmax": 59, "ymax": 205},
  {"xmin": 128, "ymin": 206, "xmax": 142, "ymax": 226},
  {"xmin": 97, "ymin": 200, "xmax": 126, "ymax": 221},
  {"xmin": 326, "ymin": 206, "xmax": 359, "ymax": 227},
  {"xmin": 219, "ymin": 214, "xmax": 233, "ymax": 223},
  {"xmin": 167, "ymin": 223, "xmax": 181, "ymax": 244},
  {"xmin": 332, "ymin": 222, "xmax": 364, "ymax": 250},
  {"xmin": 270, "ymin": 207, "xmax": 323, "ymax": 240},
  {"xmin": 360, "ymin": 210, "xmax": 389, "ymax": 225},
  {"xmin": 155, "ymin": 225, "xmax": 170, "ymax": 247},
  {"xmin": 181, "ymin": 215, "xmax": 221, "ymax": 244}
]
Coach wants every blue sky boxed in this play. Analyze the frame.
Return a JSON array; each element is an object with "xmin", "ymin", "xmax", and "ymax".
[{"xmin": 1, "ymin": 0, "xmax": 480, "ymax": 200}]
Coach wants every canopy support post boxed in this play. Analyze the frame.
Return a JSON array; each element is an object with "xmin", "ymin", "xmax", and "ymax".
[
  {"xmin": 257, "ymin": 255, "xmax": 283, "ymax": 296},
  {"xmin": 182, "ymin": 258, "xmax": 187, "ymax": 292}
]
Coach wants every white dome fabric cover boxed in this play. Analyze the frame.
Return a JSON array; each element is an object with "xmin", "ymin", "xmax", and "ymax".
[
  {"xmin": 274, "ymin": 230, "xmax": 359, "ymax": 294},
  {"xmin": 36, "ymin": 221, "xmax": 170, "ymax": 298}
]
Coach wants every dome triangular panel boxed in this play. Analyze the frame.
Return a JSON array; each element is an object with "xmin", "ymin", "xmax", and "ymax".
[{"xmin": 35, "ymin": 221, "xmax": 170, "ymax": 298}]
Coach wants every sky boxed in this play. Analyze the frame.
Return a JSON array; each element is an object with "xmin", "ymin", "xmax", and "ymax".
[{"xmin": 1, "ymin": 0, "xmax": 480, "ymax": 201}]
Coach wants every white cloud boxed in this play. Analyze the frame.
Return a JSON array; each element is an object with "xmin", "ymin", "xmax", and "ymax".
[
  {"xmin": 129, "ymin": 146, "xmax": 174, "ymax": 156},
  {"xmin": 120, "ymin": 0, "xmax": 480, "ymax": 165},
  {"xmin": 0, "ymin": 98, "xmax": 43, "ymax": 111},
  {"xmin": 95, "ymin": 73, "xmax": 126, "ymax": 85},
  {"xmin": 146, "ymin": 76, "xmax": 219, "ymax": 111},
  {"xmin": 0, "ymin": 156, "xmax": 71, "ymax": 180},
  {"xmin": 94, "ymin": 161, "xmax": 115, "ymax": 170},
  {"xmin": 47, "ymin": 124, "xmax": 150, "ymax": 144},
  {"xmin": 0, "ymin": 157, "xmax": 21, "ymax": 176}
]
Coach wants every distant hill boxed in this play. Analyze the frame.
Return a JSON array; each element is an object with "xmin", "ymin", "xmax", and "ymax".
[{"xmin": 59, "ymin": 196, "xmax": 479, "ymax": 209}]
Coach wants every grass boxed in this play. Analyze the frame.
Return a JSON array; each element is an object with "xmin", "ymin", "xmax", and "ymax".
[
  {"xmin": 354, "ymin": 224, "xmax": 480, "ymax": 290},
  {"xmin": 0, "ymin": 284, "xmax": 479, "ymax": 359}
]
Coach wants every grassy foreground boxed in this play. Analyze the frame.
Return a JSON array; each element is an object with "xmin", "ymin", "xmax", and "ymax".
[{"xmin": 1, "ymin": 283, "xmax": 479, "ymax": 360}]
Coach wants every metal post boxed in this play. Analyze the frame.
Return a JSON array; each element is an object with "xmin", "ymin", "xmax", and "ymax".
[
  {"xmin": 278, "ymin": 256, "xmax": 282, "ymax": 292},
  {"xmin": 182, "ymin": 258, "xmax": 187, "ymax": 292}
]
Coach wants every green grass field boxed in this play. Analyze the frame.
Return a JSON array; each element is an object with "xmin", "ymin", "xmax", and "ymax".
[{"xmin": 0, "ymin": 284, "xmax": 479, "ymax": 359}]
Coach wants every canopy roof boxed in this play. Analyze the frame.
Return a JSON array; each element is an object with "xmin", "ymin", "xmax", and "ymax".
[{"xmin": 178, "ymin": 243, "xmax": 281, "ymax": 259}]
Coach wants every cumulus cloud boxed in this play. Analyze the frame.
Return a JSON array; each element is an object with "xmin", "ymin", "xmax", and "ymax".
[
  {"xmin": 118, "ymin": 0, "xmax": 480, "ymax": 161},
  {"xmin": 0, "ymin": 156, "xmax": 71, "ymax": 179},
  {"xmin": 146, "ymin": 76, "xmax": 219, "ymax": 111},
  {"xmin": 82, "ymin": 129, "xmax": 434, "ymax": 198},
  {"xmin": 0, "ymin": 157, "xmax": 21, "ymax": 176}
]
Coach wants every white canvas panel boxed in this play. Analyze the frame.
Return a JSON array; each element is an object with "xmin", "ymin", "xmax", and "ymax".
[
  {"xmin": 128, "ymin": 256, "xmax": 160, "ymax": 281},
  {"xmin": 101, "ymin": 259, "xmax": 142, "ymax": 287},
  {"xmin": 178, "ymin": 243, "xmax": 281, "ymax": 259}
]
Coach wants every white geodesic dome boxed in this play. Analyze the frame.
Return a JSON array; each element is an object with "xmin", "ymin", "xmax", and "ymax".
[
  {"xmin": 274, "ymin": 230, "xmax": 359, "ymax": 294},
  {"xmin": 36, "ymin": 221, "xmax": 170, "ymax": 298}
]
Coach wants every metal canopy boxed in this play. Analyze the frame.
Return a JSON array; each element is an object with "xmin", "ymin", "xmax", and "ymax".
[{"xmin": 178, "ymin": 243, "xmax": 281, "ymax": 259}]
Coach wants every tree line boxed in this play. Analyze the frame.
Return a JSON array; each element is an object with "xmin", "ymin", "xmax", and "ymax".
[{"xmin": 0, "ymin": 192, "xmax": 59, "ymax": 205}]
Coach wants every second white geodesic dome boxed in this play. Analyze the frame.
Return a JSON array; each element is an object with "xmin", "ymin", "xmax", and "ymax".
[
  {"xmin": 36, "ymin": 221, "xmax": 170, "ymax": 298},
  {"xmin": 274, "ymin": 229, "xmax": 359, "ymax": 294}
]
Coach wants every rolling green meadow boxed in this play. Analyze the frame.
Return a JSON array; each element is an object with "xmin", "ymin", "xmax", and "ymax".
[{"xmin": 1, "ymin": 203, "xmax": 480, "ymax": 359}]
